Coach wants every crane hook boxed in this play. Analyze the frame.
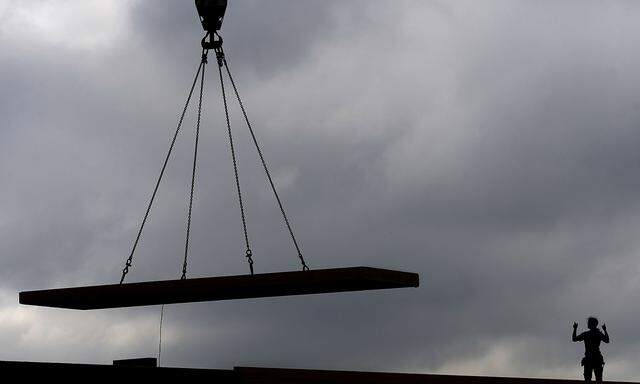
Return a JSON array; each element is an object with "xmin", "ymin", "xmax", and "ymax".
[{"xmin": 201, "ymin": 31, "xmax": 223, "ymax": 51}]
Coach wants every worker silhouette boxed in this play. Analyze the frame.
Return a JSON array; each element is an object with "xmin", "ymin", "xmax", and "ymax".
[{"xmin": 572, "ymin": 317, "xmax": 610, "ymax": 382}]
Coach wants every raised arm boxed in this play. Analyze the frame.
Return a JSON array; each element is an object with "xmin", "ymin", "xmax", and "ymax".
[
  {"xmin": 572, "ymin": 322, "xmax": 579, "ymax": 342},
  {"xmin": 602, "ymin": 323, "xmax": 610, "ymax": 343}
]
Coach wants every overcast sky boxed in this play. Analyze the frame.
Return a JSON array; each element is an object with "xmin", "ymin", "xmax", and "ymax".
[{"xmin": 2, "ymin": 0, "xmax": 640, "ymax": 380}]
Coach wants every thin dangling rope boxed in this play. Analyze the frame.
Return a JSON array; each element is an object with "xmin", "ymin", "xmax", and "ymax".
[{"xmin": 158, "ymin": 304, "xmax": 165, "ymax": 366}]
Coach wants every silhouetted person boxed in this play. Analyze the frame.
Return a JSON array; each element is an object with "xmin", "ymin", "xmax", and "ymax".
[{"xmin": 572, "ymin": 317, "xmax": 610, "ymax": 382}]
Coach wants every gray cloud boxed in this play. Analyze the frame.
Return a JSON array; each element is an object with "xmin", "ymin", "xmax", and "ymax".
[{"xmin": 2, "ymin": 0, "xmax": 640, "ymax": 380}]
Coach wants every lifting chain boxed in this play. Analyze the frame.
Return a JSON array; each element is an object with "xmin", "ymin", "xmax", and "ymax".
[
  {"xmin": 120, "ymin": 31, "xmax": 311, "ymax": 284},
  {"xmin": 219, "ymin": 44, "xmax": 310, "ymax": 272},
  {"xmin": 119, "ymin": 58, "xmax": 205, "ymax": 284},
  {"xmin": 181, "ymin": 48, "xmax": 208, "ymax": 280},
  {"xmin": 216, "ymin": 44, "xmax": 255, "ymax": 274}
]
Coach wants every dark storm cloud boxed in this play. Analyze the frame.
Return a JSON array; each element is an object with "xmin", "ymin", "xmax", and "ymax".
[
  {"xmin": 128, "ymin": 0, "xmax": 384, "ymax": 80},
  {"xmin": 2, "ymin": 0, "xmax": 640, "ymax": 380}
]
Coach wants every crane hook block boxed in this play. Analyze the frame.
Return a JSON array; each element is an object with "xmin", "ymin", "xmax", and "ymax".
[{"xmin": 195, "ymin": 0, "xmax": 227, "ymax": 32}]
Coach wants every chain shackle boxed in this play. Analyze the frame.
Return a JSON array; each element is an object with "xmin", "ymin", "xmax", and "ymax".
[
  {"xmin": 214, "ymin": 47, "xmax": 225, "ymax": 68},
  {"xmin": 300, "ymin": 255, "xmax": 309, "ymax": 271},
  {"xmin": 201, "ymin": 31, "xmax": 223, "ymax": 51},
  {"xmin": 245, "ymin": 249, "xmax": 255, "ymax": 275}
]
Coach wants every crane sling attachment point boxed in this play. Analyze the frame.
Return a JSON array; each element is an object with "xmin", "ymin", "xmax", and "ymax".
[{"xmin": 18, "ymin": 0, "xmax": 419, "ymax": 311}]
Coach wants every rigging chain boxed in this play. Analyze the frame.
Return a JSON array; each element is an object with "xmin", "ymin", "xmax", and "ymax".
[
  {"xmin": 219, "ymin": 45, "xmax": 310, "ymax": 271},
  {"xmin": 181, "ymin": 49, "xmax": 208, "ymax": 280},
  {"xmin": 215, "ymin": 46, "xmax": 254, "ymax": 274},
  {"xmin": 120, "ymin": 58, "xmax": 206, "ymax": 284},
  {"xmin": 120, "ymin": 34, "xmax": 311, "ymax": 284}
]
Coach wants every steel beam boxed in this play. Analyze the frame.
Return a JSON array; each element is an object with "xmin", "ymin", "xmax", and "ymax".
[{"xmin": 19, "ymin": 267, "xmax": 419, "ymax": 310}]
